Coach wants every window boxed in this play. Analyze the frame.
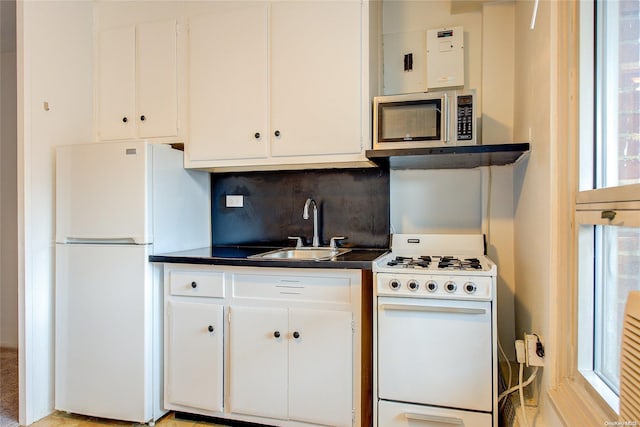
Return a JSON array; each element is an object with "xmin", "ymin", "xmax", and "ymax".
[{"xmin": 577, "ymin": 0, "xmax": 640, "ymax": 413}]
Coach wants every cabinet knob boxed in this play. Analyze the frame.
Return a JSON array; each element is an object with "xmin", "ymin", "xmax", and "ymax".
[
  {"xmin": 191, "ymin": 281, "xmax": 197, "ymax": 289},
  {"xmin": 208, "ymin": 325, "xmax": 214, "ymax": 333},
  {"xmin": 254, "ymin": 132, "xmax": 261, "ymax": 139},
  {"xmin": 293, "ymin": 331, "xmax": 300, "ymax": 339},
  {"xmin": 273, "ymin": 331, "xmax": 281, "ymax": 338},
  {"xmin": 140, "ymin": 115, "xmax": 146, "ymax": 122},
  {"xmin": 274, "ymin": 130, "xmax": 281, "ymax": 137},
  {"xmin": 122, "ymin": 117, "xmax": 128, "ymax": 123}
]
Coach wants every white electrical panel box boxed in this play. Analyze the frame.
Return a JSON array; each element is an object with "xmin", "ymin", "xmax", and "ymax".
[
  {"xmin": 426, "ymin": 26, "xmax": 464, "ymax": 89},
  {"xmin": 383, "ymin": 30, "xmax": 427, "ymax": 95}
]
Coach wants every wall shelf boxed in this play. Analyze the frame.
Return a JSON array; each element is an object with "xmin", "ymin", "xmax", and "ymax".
[{"xmin": 365, "ymin": 142, "xmax": 530, "ymax": 170}]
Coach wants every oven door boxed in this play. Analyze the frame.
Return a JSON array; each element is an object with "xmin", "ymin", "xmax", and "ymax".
[{"xmin": 377, "ymin": 297, "xmax": 493, "ymax": 412}]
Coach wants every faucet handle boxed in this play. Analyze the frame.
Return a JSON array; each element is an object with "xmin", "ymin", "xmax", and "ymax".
[
  {"xmin": 329, "ymin": 236, "xmax": 346, "ymax": 249},
  {"xmin": 288, "ymin": 236, "xmax": 304, "ymax": 248}
]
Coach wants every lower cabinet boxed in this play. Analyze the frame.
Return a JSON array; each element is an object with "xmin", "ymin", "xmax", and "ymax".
[
  {"xmin": 162, "ymin": 265, "xmax": 366, "ymax": 427},
  {"xmin": 165, "ymin": 300, "xmax": 224, "ymax": 412},
  {"xmin": 229, "ymin": 306, "xmax": 353, "ymax": 426}
]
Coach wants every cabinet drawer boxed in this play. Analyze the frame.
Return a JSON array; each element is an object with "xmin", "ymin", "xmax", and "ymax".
[
  {"xmin": 378, "ymin": 400, "xmax": 492, "ymax": 427},
  {"xmin": 232, "ymin": 273, "xmax": 351, "ymax": 303},
  {"xmin": 170, "ymin": 271, "xmax": 225, "ymax": 298}
]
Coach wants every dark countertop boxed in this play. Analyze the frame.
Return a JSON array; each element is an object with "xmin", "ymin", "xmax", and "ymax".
[{"xmin": 149, "ymin": 246, "xmax": 388, "ymax": 270}]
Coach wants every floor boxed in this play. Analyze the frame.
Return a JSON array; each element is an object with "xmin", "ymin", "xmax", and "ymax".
[
  {"xmin": 29, "ymin": 412, "xmax": 225, "ymax": 427},
  {"xmin": 1, "ymin": 347, "xmax": 19, "ymax": 427},
  {"xmin": 1, "ymin": 347, "xmax": 227, "ymax": 427}
]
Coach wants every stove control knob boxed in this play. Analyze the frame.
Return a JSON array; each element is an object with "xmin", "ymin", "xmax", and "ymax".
[
  {"xmin": 426, "ymin": 281, "xmax": 438, "ymax": 292},
  {"xmin": 407, "ymin": 280, "xmax": 419, "ymax": 291},
  {"xmin": 464, "ymin": 282, "xmax": 477, "ymax": 294},
  {"xmin": 389, "ymin": 279, "xmax": 401, "ymax": 290},
  {"xmin": 445, "ymin": 281, "xmax": 457, "ymax": 293}
]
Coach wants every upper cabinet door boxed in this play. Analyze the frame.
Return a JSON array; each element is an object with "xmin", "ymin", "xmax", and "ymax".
[
  {"xmin": 270, "ymin": 1, "xmax": 363, "ymax": 158},
  {"xmin": 98, "ymin": 26, "xmax": 136, "ymax": 141},
  {"xmin": 188, "ymin": 5, "xmax": 269, "ymax": 162},
  {"xmin": 97, "ymin": 19, "xmax": 178, "ymax": 141},
  {"xmin": 137, "ymin": 19, "xmax": 178, "ymax": 139}
]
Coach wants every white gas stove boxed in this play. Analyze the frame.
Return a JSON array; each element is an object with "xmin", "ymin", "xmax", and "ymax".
[
  {"xmin": 373, "ymin": 234, "xmax": 498, "ymax": 427},
  {"xmin": 374, "ymin": 233, "xmax": 497, "ymax": 300}
]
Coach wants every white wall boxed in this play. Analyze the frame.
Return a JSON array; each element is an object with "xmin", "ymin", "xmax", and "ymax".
[
  {"xmin": 1, "ymin": 0, "xmax": 18, "ymax": 350},
  {"xmin": 383, "ymin": 0, "xmax": 518, "ymax": 359},
  {"xmin": 512, "ymin": 0, "xmax": 561, "ymax": 425},
  {"xmin": 17, "ymin": 1, "xmax": 93, "ymax": 423},
  {"xmin": 1, "ymin": 49, "xmax": 18, "ymax": 349}
]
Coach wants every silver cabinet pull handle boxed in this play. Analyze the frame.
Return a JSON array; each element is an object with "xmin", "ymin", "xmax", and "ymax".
[
  {"xmin": 380, "ymin": 304, "xmax": 486, "ymax": 315},
  {"xmin": 405, "ymin": 412, "xmax": 463, "ymax": 425}
]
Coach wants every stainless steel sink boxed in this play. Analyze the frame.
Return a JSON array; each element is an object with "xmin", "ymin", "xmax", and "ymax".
[{"xmin": 249, "ymin": 247, "xmax": 351, "ymax": 261}]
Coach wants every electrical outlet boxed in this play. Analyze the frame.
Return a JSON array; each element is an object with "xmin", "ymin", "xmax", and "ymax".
[
  {"xmin": 524, "ymin": 333, "xmax": 545, "ymax": 367},
  {"xmin": 225, "ymin": 195, "xmax": 244, "ymax": 208}
]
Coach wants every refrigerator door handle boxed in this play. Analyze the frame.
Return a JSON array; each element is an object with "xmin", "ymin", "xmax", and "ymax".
[{"xmin": 62, "ymin": 237, "xmax": 140, "ymax": 244}]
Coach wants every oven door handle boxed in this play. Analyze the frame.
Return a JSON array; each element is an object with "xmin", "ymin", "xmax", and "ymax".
[
  {"xmin": 380, "ymin": 304, "xmax": 486, "ymax": 315},
  {"xmin": 405, "ymin": 412, "xmax": 463, "ymax": 425}
]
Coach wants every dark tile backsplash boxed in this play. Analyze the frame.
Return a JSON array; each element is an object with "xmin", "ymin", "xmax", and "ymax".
[{"xmin": 211, "ymin": 168, "xmax": 390, "ymax": 249}]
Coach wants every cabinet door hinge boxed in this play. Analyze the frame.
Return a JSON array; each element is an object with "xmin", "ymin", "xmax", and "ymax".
[
  {"xmin": 228, "ymin": 310, "xmax": 231, "ymax": 324},
  {"xmin": 351, "ymin": 320, "xmax": 356, "ymax": 333}
]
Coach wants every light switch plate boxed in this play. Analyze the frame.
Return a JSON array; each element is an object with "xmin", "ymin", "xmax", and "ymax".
[{"xmin": 226, "ymin": 195, "xmax": 244, "ymax": 208}]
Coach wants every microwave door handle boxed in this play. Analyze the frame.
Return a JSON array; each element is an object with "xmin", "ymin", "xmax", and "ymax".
[{"xmin": 442, "ymin": 93, "xmax": 450, "ymax": 143}]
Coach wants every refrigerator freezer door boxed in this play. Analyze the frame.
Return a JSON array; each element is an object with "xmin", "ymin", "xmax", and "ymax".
[
  {"xmin": 55, "ymin": 243, "xmax": 155, "ymax": 422},
  {"xmin": 56, "ymin": 141, "xmax": 151, "ymax": 244}
]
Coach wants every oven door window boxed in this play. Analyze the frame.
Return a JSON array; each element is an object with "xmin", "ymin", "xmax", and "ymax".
[
  {"xmin": 377, "ymin": 297, "xmax": 493, "ymax": 412},
  {"xmin": 378, "ymin": 100, "xmax": 441, "ymax": 143}
]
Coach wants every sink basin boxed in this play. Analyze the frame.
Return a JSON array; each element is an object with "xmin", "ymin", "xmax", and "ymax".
[{"xmin": 250, "ymin": 247, "xmax": 351, "ymax": 261}]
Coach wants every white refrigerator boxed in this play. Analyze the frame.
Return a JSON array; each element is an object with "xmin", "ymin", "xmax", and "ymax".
[{"xmin": 55, "ymin": 141, "xmax": 210, "ymax": 423}]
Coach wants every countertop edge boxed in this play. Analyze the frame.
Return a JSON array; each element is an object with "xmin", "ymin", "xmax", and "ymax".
[{"xmin": 149, "ymin": 250, "xmax": 387, "ymax": 271}]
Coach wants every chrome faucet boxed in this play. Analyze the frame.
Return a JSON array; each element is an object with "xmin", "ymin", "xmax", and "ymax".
[{"xmin": 303, "ymin": 198, "xmax": 320, "ymax": 247}]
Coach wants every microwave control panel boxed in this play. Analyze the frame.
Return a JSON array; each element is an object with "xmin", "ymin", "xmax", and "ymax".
[{"xmin": 456, "ymin": 94, "xmax": 474, "ymax": 142}]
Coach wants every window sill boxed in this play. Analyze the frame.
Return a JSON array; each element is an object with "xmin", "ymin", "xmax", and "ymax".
[{"xmin": 548, "ymin": 378, "xmax": 618, "ymax": 427}]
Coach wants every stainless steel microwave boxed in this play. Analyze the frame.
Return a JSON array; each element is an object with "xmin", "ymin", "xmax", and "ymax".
[{"xmin": 373, "ymin": 90, "xmax": 477, "ymax": 149}]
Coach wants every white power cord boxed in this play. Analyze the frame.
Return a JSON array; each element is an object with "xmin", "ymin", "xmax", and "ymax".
[
  {"xmin": 498, "ymin": 365, "xmax": 538, "ymax": 403},
  {"xmin": 497, "ymin": 338, "xmax": 513, "ymax": 410},
  {"xmin": 519, "ymin": 363, "xmax": 530, "ymax": 427},
  {"xmin": 498, "ymin": 363, "xmax": 539, "ymax": 427}
]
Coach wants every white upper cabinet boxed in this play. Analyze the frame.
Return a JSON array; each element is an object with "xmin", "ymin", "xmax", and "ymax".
[
  {"xmin": 188, "ymin": 5, "xmax": 269, "ymax": 161},
  {"xmin": 269, "ymin": 1, "xmax": 362, "ymax": 158},
  {"xmin": 97, "ymin": 19, "xmax": 178, "ymax": 141},
  {"xmin": 186, "ymin": 0, "xmax": 376, "ymax": 171}
]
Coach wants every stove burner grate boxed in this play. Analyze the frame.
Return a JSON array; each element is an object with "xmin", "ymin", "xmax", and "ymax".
[
  {"xmin": 385, "ymin": 255, "xmax": 483, "ymax": 270},
  {"xmin": 387, "ymin": 255, "xmax": 432, "ymax": 268},
  {"xmin": 437, "ymin": 257, "xmax": 482, "ymax": 270}
]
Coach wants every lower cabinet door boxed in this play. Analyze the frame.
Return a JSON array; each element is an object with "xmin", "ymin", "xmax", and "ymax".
[
  {"xmin": 229, "ymin": 306, "xmax": 289, "ymax": 420},
  {"xmin": 289, "ymin": 308, "xmax": 354, "ymax": 427},
  {"xmin": 166, "ymin": 301, "xmax": 223, "ymax": 412}
]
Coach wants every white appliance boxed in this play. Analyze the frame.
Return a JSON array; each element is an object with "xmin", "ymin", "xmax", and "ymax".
[
  {"xmin": 373, "ymin": 90, "xmax": 476, "ymax": 149},
  {"xmin": 55, "ymin": 141, "xmax": 210, "ymax": 423},
  {"xmin": 373, "ymin": 234, "xmax": 497, "ymax": 427}
]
